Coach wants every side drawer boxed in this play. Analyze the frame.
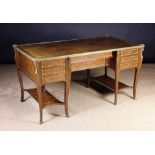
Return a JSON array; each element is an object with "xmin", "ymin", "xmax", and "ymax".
[
  {"xmin": 120, "ymin": 61, "xmax": 138, "ymax": 70},
  {"xmin": 41, "ymin": 59, "xmax": 66, "ymax": 84},
  {"xmin": 42, "ymin": 72, "xmax": 66, "ymax": 84},
  {"xmin": 120, "ymin": 49, "xmax": 138, "ymax": 56},
  {"xmin": 120, "ymin": 55, "xmax": 138, "ymax": 63},
  {"xmin": 41, "ymin": 59, "xmax": 65, "ymax": 68},
  {"xmin": 42, "ymin": 66, "xmax": 65, "ymax": 75},
  {"xmin": 119, "ymin": 48, "xmax": 142, "ymax": 70}
]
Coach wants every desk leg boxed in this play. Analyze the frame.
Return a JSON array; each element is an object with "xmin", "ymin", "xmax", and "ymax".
[
  {"xmin": 133, "ymin": 67, "xmax": 140, "ymax": 100},
  {"xmin": 105, "ymin": 66, "xmax": 108, "ymax": 76},
  {"xmin": 64, "ymin": 59, "xmax": 71, "ymax": 117},
  {"xmin": 86, "ymin": 69, "xmax": 91, "ymax": 87},
  {"xmin": 114, "ymin": 51, "xmax": 120, "ymax": 105},
  {"xmin": 64, "ymin": 81, "xmax": 71, "ymax": 117},
  {"xmin": 37, "ymin": 84, "xmax": 43, "ymax": 124},
  {"xmin": 133, "ymin": 48, "xmax": 143, "ymax": 100},
  {"xmin": 17, "ymin": 69, "xmax": 24, "ymax": 102},
  {"xmin": 42, "ymin": 85, "xmax": 46, "ymax": 92},
  {"xmin": 114, "ymin": 68, "xmax": 120, "ymax": 105},
  {"xmin": 36, "ymin": 62, "xmax": 43, "ymax": 124},
  {"xmin": 15, "ymin": 51, "xmax": 24, "ymax": 102}
]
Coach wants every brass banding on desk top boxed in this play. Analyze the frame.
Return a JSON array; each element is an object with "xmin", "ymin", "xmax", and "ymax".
[{"xmin": 13, "ymin": 36, "xmax": 144, "ymax": 62}]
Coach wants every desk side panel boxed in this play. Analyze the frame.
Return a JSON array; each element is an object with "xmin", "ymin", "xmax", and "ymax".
[{"xmin": 15, "ymin": 50, "xmax": 36, "ymax": 81}]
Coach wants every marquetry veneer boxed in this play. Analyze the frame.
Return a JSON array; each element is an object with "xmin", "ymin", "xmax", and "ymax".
[{"xmin": 13, "ymin": 36, "xmax": 144, "ymax": 124}]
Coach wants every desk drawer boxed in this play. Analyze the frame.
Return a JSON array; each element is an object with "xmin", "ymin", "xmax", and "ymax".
[
  {"xmin": 120, "ymin": 49, "xmax": 138, "ymax": 56},
  {"xmin": 120, "ymin": 55, "xmax": 138, "ymax": 63},
  {"xmin": 71, "ymin": 58, "xmax": 106, "ymax": 71},
  {"xmin": 119, "ymin": 48, "xmax": 141, "ymax": 70},
  {"xmin": 42, "ymin": 72, "xmax": 66, "ymax": 84},
  {"xmin": 41, "ymin": 59, "xmax": 66, "ymax": 84},
  {"xmin": 71, "ymin": 52, "xmax": 112, "ymax": 63},
  {"xmin": 120, "ymin": 61, "xmax": 138, "ymax": 70},
  {"xmin": 41, "ymin": 59, "xmax": 65, "ymax": 68},
  {"xmin": 70, "ymin": 52, "xmax": 112, "ymax": 71},
  {"xmin": 42, "ymin": 66, "xmax": 65, "ymax": 75}
]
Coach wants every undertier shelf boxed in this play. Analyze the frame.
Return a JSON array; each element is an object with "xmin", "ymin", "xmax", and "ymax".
[
  {"xmin": 74, "ymin": 79, "xmax": 90, "ymax": 88},
  {"xmin": 27, "ymin": 88, "xmax": 63, "ymax": 108},
  {"xmin": 91, "ymin": 75, "xmax": 129, "ymax": 91},
  {"xmin": 75, "ymin": 75, "xmax": 129, "ymax": 91}
]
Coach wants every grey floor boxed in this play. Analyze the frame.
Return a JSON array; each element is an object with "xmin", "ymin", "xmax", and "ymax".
[{"xmin": 0, "ymin": 64, "xmax": 155, "ymax": 130}]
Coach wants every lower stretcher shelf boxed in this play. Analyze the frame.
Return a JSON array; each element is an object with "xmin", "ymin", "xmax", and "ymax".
[
  {"xmin": 75, "ymin": 75, "xmax": 129, "ymax": 91},
  {"xmin": 91, "ymin": 75, "xmax": 129, "ymax": 91},
  {"xmin": 27, "ymin": 88, "xmax": 63, "ymax": 108}
]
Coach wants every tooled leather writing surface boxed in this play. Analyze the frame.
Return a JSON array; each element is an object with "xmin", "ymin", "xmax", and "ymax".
[{"xmin": 17, "ymin": 36, "xmax": 141, "ymax": 59}]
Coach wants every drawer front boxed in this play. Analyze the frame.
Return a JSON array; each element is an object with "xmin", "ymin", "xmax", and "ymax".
[
  {"xmin": 120, "ymin": 61, "xmax": 138, "ymax": 70},
  {"xmin": 71, "ymin": 52, "xmax": 112, "ymax": 63},
  {"xmin": 42, "ymin": 72, "xmax": 66, "ymax": 84},
  {"xmin": 41, "ymin": 59, "xmax": 65, "ymax": 68},
  {"xmin": 120, "ymin": 49, "xmax": 138, "ymax": 56},
  {"xmin": 70, "ymin": 52, "xmax": 112, "ymax": 71},
  {"xmin": 71, "ymin": 58, "xmax": 106, "ymax": 71},
  {"xmin": 120, "ymin": 55, "xmax": 138, "ymax": 63},
  {"xmin": 42, "ymin": 66, "xmax": 65, "ymax": 75},
  {"xmin": 41, "ymin": 59, "xmax": 66, "ymax": 84},
  {"xmin": 119, "ymin": 48, "xmax": 142, "ymax": 70}
]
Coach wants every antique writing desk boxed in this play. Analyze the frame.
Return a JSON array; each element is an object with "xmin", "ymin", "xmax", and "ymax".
[{"xmin": 13, "ymin": 36, "xmax": 144, "ymax": 124}]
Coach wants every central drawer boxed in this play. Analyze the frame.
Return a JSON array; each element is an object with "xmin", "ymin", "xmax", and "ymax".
[
  {"xmin": 70, "ymin": 53, "xmax": 112, "ymax": 71},
  {"xmin": 71, "ymin": 59, "xmax": 106, "ymax": 71}
]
